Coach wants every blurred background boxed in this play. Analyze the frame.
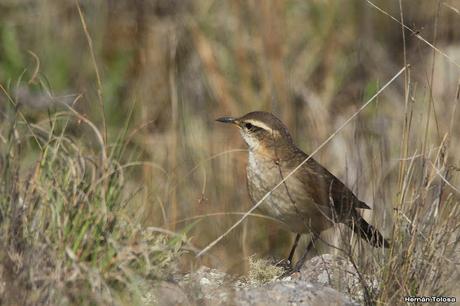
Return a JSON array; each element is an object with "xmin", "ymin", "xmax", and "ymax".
[{"xmin": 1, "ymin": 0, "xmax": 459, "ymax": 279}]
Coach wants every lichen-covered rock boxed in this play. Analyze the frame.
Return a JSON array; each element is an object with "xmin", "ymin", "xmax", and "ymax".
[
  {"xmin": 176, "ymin": 260, "xmax": 361, "ymax": 306},
  {"xmin": 177, "ymin": 266, "xmax": 235, "ymax": 304},
  {"xmin": 297, "ymin": 254, "xmax": 378, "ymax": 303},
  {"xmin": 235, "ymin": 279, "xmax": 358, "ymax": 306},
  {"xmin": 149, "ymin": 281, "xmax": 191, "ymax": 306}
]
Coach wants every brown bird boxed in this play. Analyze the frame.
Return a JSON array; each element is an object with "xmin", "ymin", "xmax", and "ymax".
[{"xmin": 217, "ymin": 111, "xmax": 389, "ymax": 271}]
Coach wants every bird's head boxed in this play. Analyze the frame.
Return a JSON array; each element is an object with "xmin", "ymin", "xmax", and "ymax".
[{"xmin": 216, "ymin": 111, "xmax": 294, "ymax": 157}]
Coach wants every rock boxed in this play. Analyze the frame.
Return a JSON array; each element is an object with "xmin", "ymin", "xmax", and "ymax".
[
  {"xmin": 177, "ymin": 266, "xmax": 235, "ymax": 305},
  {"xmin": 176, "ymin": 262, "xmax": 361, "ymax": 306},
  {"xmin": 149, "ymin": 281, "xmax": 191, "ymax": 306},
  {"xmin": 297, "ymin": 254, "xmax": 377, "ymax": 303},
  {"xmin": 235, "ymin": 279, "xmax": 359, "ymax": 306}
]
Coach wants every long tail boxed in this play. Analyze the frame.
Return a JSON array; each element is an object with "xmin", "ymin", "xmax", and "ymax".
[{"xmin": 350, "ymin": 216, "xmax": 390, "ymax": 248}]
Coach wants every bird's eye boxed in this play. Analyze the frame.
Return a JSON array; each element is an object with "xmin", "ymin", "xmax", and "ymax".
[
  {"xmin": 244, "ymin": 123, "xmax": 254, "ymax": 130},
  {"xmin": 243, "ymin": 122, "xmax": 262, "ymax": 132}
]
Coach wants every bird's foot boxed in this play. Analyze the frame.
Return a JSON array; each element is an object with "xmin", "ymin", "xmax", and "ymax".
[
  {"xmin": 278, "ymin": 266, "xmax": 299, "ymax": 279},
  {"xmin": 274, "ymin": 258, "xmax": 292, "ymax": 270},
  {"xmin": 276, "ymin": 258, "xmax": 298, "ymax": 279}
]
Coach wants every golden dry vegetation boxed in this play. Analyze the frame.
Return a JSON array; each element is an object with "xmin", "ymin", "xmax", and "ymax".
[{"xmin": 0, "ymin": 0, "xmax": 459, "ymax": 305}]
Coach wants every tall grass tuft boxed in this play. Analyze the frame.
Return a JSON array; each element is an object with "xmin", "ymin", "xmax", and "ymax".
[{"xmin": 0, "ymin": 88, "xmax": 186, "ymax": 305}]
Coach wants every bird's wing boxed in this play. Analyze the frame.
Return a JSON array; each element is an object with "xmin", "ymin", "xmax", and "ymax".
[{"xmin": 295, "ymin": 151, "xmax": 370, "ymax": 215}]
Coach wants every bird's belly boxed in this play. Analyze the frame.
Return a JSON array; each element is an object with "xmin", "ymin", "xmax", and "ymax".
[{"xmin": 247, "ymin": 156, "xmax": 332, "ymax": 233}]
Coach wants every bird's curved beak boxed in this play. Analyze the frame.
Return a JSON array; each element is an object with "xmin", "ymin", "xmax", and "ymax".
[{"xmin": 216, "ymin": 116, "xmax": 237, "ymax": 124}]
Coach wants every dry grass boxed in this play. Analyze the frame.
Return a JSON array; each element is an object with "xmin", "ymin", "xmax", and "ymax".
[
  {"xmin": 0, "ymin": 88, "xmax": 190, "ymax": 305},
  {"xmin": 245, "ymin": 256, "xmax": 284, "ymax": 286},
  {"xmin": 0, "ymin": 0, "xmax": 459, "ymax": 305}
]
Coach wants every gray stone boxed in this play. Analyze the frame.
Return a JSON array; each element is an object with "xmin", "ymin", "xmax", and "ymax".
[
  {"xmin": 297, "ymin": 254, "xmax": 378, "ymax": 303},
  {"xmin": 149, "ymin": 281, "xmax": 191, "ymax": 306},
  {"xmin": 177, "ymin": 262, "xmax": 360, "ymax": 306},
  {"xmin": 235, "ymin": 279, "xmax": 359, "ymax": 306}
]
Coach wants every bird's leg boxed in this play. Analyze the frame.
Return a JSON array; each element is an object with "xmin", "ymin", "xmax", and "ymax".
[
  {"xmin": 293, "ymin": 233, "xmax": 319, "ymax": 272},
  {"xmin": 287, "ymin": 233, "xmax": 301, "ymax": 264},
  {"xmin": 275, "ymin": 234, "xmax": 301, "ymax": 274},
  {"xmin": 279, "ymin": 234, "xmax": 318, "ymax": 278}
]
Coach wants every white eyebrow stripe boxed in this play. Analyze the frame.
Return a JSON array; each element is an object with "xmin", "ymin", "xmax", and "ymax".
[{"xmin": 244, "ymin": 120, "xmax": 280, "ymax": 135}]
